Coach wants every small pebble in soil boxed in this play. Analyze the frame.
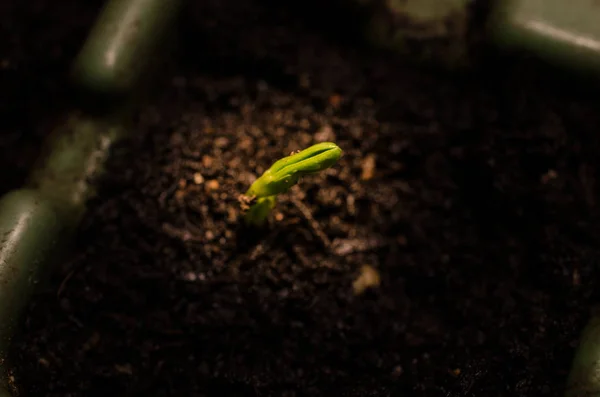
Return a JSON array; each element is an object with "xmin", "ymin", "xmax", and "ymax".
[
  {"xmin": 361, "ymin": 154, "xmax": 377, "ymax": 181},
  {"xmin": 193, "ymin": 172, "xmax": 204, "ymax": 184},
  {"xmin": 201, "ymin": 155, "xmax": 213, "ymax": 168},
  {"xmin": 541, "ymin": 169, "xmax": 558, "ymax": 184},
  {"xmin": 314, "ymin": 124, "xmax": 336, "ymax": 142},
  {"xmin": 353, "ymin": 265, "xmax": 381, "ymax": 295},
  {"xmin": 328, "ymin": 94, "xmax": 342, "ymax": 109},
  {"xmin": 114, "ymin": 364, "xmax": 133, "ymax": 375},
  {"xmin": 391, "ymin": 365, "xmax": 404, "ymax": 378},
  {"xmin": 174, "ymin": 189, "xmax": 186, "ymax": 200},
  {"xmin": 205, "ymin": 179, "xmax": 219, "ymax": 191}
]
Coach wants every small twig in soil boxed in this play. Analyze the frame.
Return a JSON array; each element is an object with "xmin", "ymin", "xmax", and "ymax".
[
  {"xmin": 292, "ymin": 245, "xmax": 311, "ymax": 268},
  {"xmin": 180, "ymin": 211, "xmax": 205, "ymax": 237},
  {"xmin": 181, "ymin": 159, "xmax": 204, "ymax": 172},
  {"xmin": 57, "ymin": 269, "xmax": 76, "ymax": 297},
  {"xmin": 331, "ymin": 236, "xmax": 389, "ymax": 256},
  {"xmin": 289, "ymin": 196, "xmax": 332, "ymax": 250},
  {"xmin": 57, "ymin": 253, "xmax": 87, "ymax": 297},
  {"xmin": 229, "ymin": 233, "xmax": 276, "ymax": 276},
  {"xmin": 161, "ymin": 223, "xmax": 204, "ymax": 242},
  {"xmin": 68, "ymin": 315, "xmax": 84, "ymax": 328},
  {"xmin": 292, "ymin": 245, "xmax": 336, "ymax": 269},
  {"xmin": 158, "ymin": 182, "xmax": 179, "ymax": 208}
]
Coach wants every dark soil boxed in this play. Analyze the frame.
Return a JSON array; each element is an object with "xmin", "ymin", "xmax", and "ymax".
[{"xmin": 6, "ymin": 0, "xmax": 600, "ymax": 396}]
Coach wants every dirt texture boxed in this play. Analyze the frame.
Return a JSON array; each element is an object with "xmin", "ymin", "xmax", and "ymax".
[{"xmin": 5, "ymin": 0, "xmax": 600, "ymax": 396}]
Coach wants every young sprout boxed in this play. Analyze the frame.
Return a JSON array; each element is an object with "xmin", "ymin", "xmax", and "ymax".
[{"xmin": 241, "ymin": 142, "xmax": 343, "ymax": 227}]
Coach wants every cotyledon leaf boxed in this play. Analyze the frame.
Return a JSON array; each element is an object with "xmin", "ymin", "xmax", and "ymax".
[{"xmin": 245, "ymin": 142, "xmax": 342, "ymax": 199}]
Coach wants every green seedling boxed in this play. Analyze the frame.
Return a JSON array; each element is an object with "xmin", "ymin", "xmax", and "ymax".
[{"xmin": 241, "ymin": 142, "xmax": 343, "ymax": 227}]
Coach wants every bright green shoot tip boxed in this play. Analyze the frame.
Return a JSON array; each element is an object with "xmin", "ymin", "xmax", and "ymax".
[{"xmin": 241, "ymin": 142, "xmax": 342, "ymax": 227}]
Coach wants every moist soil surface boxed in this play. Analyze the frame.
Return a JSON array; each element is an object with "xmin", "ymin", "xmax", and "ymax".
[{"xmin": 5, "ymin": 0, "xmax": 600, "ymax": 396}]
